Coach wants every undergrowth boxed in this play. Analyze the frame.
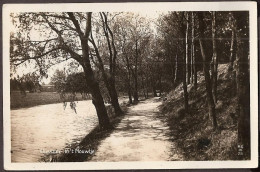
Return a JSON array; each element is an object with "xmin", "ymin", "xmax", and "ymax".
[{"xmin": 160, "ymin": 64, "xmax": 248, "ymax": 160}]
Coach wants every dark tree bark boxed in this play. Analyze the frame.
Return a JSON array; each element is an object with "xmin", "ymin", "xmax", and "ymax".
[
  {"xmin": 233, "ymin": 12, "xmax": 250, "ymax": 159},
  {"xmin": 174, "ymin": 48, "xmax": 180, "ymax": 84},
  {"xmin": 121, "ymin": 35, "xmax": 133, "ymax": 104},
  {"xmin": 198, "ymin": 12, "xmax": 218, "ymax": 130},
  {"xmin": 125, "ymin": 55, "xmax": 133, "ymax": 104},
  {"xmin": 191, "ymin": 12, "xmax": 197, "ymax": 90},
  {"xmin": 142, "ymin": 80, "xmax": 147, "ymax": 98},
  {"xmin": 133, "ymin": 40, "xmax": 139, "ymax": 102},
  {"xmin": 186, "ymin": 13, "xmax": 190, "ymax": 85},
  {"xmin": 211, "ymin": 11, "xmax": 218, "ymax": 103},
  {"xmin": 83, "ymin": 66, "xmax": 111, "ymax": 130},
  {"xmin": 100, "ymin": 13, "xmax": 123, "ymax": 115},
  {"xmin": 181, "ymin": 12, "xmax": 189, "ymax": 112},
  {"xmin": 67, "ymin": 12, "xmax": 112, "ymax": 130},
  {"xmin": 229, "ymin": 12, "xmax": 237, "ymax": 70},
  {"xmin": 89, "ymin": 36, "xmax": 123, "ymax": 116},
  {"xmin": 159, "ymin": 74, "xmax": 162, "ymax": 97},
  {"xmin": 228, "ymin": 12, "xmax": 238, "ymax": 97},
  {"xmin": 170, "ymin": 49, "xmax": 176, "ymax": 86}
]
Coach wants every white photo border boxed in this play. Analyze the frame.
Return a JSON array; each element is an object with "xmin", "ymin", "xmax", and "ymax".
[{"xmin": 3, "ymin": 2, "xmax": 258, "ymax": 170}]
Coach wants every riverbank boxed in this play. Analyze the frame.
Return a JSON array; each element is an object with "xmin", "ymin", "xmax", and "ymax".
[
  {"xmin": 42, "ymin": 102, "xmax": 129, "ymax": 162},
  {"xmin": 47, "ymin": 97, "xmax": 178, "ymax": 162},
  {"xmin": 11, "ymin": 92, "xmax": 87, "ymax": 109}
]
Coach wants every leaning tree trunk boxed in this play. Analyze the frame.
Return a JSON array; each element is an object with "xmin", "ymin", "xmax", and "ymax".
[
  {"xmin": 234, "ymin": 12, "xmax": 250, "ymax": 159},
  {"xmin": 100, "ymin": 13, "xmax": 123, "ymax": 115},
  {"xmin": 212, "ymin": 11, "xmax": 218, "ymax": 103},
  {"xmin": 71, "ymin": 12, "xmax": 112, "ymax": 130},
  {"xmin": 83, "ymin": 65, "xmax": 111, "ymax": 130},
  {"xmin": 108, "ymin": 77, "xmax": 123, "ymax": 115},
  {"xmin": 198, "ymin": 12, "xmax": 218, "ymax": 130}
]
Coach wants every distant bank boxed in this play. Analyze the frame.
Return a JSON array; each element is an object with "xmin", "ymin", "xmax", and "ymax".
[{"xmin": 10, "ymin": 92, "xmax": 88, "ymax": 109}]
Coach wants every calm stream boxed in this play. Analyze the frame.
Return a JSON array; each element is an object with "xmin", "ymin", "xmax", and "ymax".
[{"xmin": 11, "ymin": 100, "xmax": 99, "ymax": 162}]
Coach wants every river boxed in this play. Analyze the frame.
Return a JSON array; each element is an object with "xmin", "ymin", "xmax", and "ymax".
[{"xmin": 11, "ymin": 100, "xmax": 99, "ymax": 162}]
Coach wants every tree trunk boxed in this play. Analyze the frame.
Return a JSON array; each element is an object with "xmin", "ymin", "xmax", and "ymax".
[
  {"xmin": 191, "ymin": 12, "xmax": 195, "ymax": 86},
  {"xmin": 198, "ymin": 12, "xmax": 218, "ymax": 130},
  {"xmin": 186, "ymin": 13, "xmax": 190, "ymax": 85},
  {"xmin": 234, "ymin": 12, "xmax": 250, "ymax": 159},
  {"xmin": 229, "ymin": 12, "xmax": 237, "ymax": 70},
  {"xmin": 182, "ymin": 52, "xmax": 189, "ymax": 111},
  {"xmin": 128, "ymin": 88, "xmax": 133, "ymax": 104},
  {"xmin": 127, "ymin": 70, "xmax": 133, "ymax": 104},
  {"xmin": 89, "ymin": 34, "xmax": 123, "ymax": 116},
  {"xmin": 159, "ymin": 74, "xmax": 162, "ymax": 97},
  {"xmin": 229, "ymin": 13, "xmax": 238, "ymax": 96},
  {"xmin": 212, "ymin": 11, "xmax": 218, "ymax": 103},
  {"xmin": 133, "ymin": 75, "xmax": 139, "ymax": 102},
  {"xmin": 171, "ymin": 52, "xmax": 176, "ymax": 86},
  {"xmin": 181, "ymin": 13, "xmax": 189, "ymax": 112},
  {"xmin": 133, "ymin": 41, "xmax": 139, "ymax": 102},
  {"xmin": 83, "ymin": 66, "xmax": 111, "ymax": 130},
  {"xmin": 99, "ymin": 13, "xmax": 123, "ymax": 116},
  {"xmin": 174, "ymin": 54, "xmax": 179, "ymax": 84},
  {"xmin": 77, "ymin": 13, "xmax": 111, "ymax": 130},
  {"xmin": 153, "ymin": 85, "xmax": 157, "ymax": 97},
  {"xmin": 108, "ymin": 77, "xmax": 123, "ymax": 115}
]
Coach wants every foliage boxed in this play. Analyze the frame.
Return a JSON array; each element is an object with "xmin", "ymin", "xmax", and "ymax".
[{"xmin": 50, "ymin": 69, "xmax": 66, "ymax": 93}]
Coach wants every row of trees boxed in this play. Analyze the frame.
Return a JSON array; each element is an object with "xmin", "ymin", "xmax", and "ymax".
[
  {"xmin": 10, "ymin": 73, "xmax": 41, "ymax": 94},
  {"xmin": 50, "ymin": 69, "xmax": 90, "ymax": 98},
  {"xmin": 156, "ymin": 11, "xmax": 250, "ymax": 156},
  {"xmin": 10, "ymin": 11, "xmax": 250, "ymax": 154}
]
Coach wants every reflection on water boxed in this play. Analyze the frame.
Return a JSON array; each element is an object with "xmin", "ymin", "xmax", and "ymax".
[{"xmin": 11, "ymin": 100, "xmax": 98, "ymax": 162}]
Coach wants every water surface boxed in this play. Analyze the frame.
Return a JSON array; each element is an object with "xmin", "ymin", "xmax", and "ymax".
[{"xmin": 11, "ymin": 100, "xmax": 98, "ymax": 162}]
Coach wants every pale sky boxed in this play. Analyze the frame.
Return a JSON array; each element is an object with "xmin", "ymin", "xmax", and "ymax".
[{"xmin": 11, "ymin": 11, "xmax": 164, "ymax": 84}]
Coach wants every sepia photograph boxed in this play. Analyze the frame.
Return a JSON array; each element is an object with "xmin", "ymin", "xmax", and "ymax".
[{"xmin": 3, "ymin": 2, "xmax": 258, "ymax": 170}]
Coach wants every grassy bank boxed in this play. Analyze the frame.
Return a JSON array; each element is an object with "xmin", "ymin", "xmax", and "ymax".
[
  {"xmin": 10, "ymin": 92, "xmax": 87, "ymax": 109},
  {"xmin": 160, "ymin": 64, "xmax": 246, "ymax": 160}
]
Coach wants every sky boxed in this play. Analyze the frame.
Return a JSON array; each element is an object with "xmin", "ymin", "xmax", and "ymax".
[{"xmin": 11, "ymin": 11, "xmax": 164, "ymax": 84}]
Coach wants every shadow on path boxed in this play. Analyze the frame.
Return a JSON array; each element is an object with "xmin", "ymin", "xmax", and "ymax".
[{"xmin": 89, "ymin": 97, "xmax": 183, "ymax": 161}]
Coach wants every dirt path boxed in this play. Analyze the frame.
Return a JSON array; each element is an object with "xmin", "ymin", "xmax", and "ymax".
[{"xmin": 90, "ymin": 97, "xmax": 183, "ymax": 161}]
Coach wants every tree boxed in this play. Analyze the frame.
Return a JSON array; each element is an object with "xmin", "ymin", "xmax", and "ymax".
[
  {"xmin": 211, "ymin": 11, "xmax": 218, "ymax": 103},
  {"xmin": 114, "ymin": 13, "xmax": 152, "ymax": 102},
  {"xmin": 65, "ymin": 72, "xmax": 90, "ymax": 98},
  {"xmin": 50, "ymin": 69, "xmax": 66, "ymax": 93},
  {"xmin": 11, "ymin": 12, "xmax": 111, "ymax": 130},
  {"xmin": 89, "ymin": 12, "xmax": 123, "ymax": 115},
  {"xmin": 229, "ymin": 12, "xmax": 237, "ymax": 70},
  {"xmin": 191, "ymin": 12, "xmax": 197, "ymax": 90},
  {"xmin": 186, "ymin": 13, "xmax": 190, "ymax": 85},
  {"xmin": 198, "ymin": 12, "xmax": 218, "ymax": 130},
  {"xmin": 233, "ymin": 12, "xmax": 250, "ymax": 159},
  {"xmin": 183, "ymin": 12, "xmax": 189, "ymax": 111}
]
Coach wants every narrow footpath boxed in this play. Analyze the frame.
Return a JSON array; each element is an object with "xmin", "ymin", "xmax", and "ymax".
[{"xmin": 89, "ymin": 97, "xmax": 183, "ymax": 161}]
